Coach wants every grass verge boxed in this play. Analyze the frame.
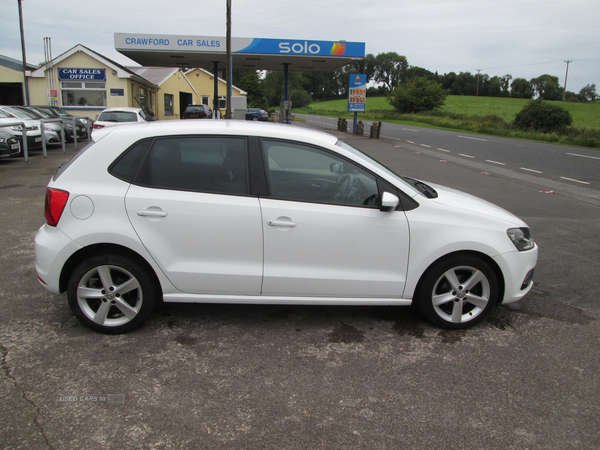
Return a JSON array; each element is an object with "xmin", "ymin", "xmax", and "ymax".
[{"xmin": 295, "ymin": 97, "xmax": 600, "ymax": 149}]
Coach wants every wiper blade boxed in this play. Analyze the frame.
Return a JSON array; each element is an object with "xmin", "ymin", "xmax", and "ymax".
[{"xmin": 404, "ymin": 177, "xmax": 438, "ymax": 199}]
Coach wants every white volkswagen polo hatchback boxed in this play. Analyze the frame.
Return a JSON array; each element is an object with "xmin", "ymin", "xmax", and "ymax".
[{"xmin": 35, "ymin": 121, "xmax": 537, "ymax": 334}]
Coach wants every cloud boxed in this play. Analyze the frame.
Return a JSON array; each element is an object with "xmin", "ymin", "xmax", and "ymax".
[{"xmin": 1, "ymin": 0, "xmax": 598, "ymax": 92}]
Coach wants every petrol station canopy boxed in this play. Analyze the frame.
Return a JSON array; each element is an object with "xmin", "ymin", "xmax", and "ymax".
[{"xmin": 114, "ymin": 33, "xmax": 365, "ymax": 72}]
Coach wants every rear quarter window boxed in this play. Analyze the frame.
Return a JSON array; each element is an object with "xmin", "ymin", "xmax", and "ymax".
[{"xmin": 108, "ymin": 139, "xmax": 152, "ymax": 182}]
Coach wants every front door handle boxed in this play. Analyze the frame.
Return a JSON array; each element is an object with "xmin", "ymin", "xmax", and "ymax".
[{"xmin": 268, "ymin": 219, "xmax": 296, "ymax": 227}]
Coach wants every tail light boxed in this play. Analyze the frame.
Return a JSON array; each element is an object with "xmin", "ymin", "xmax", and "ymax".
[
  {"xmin": 45, "ymin": 188, "xmax": 69, "ymax": 226},
  {"xmin": 93, "ymin": 124, "xmax": 105, "ymax": 129}
]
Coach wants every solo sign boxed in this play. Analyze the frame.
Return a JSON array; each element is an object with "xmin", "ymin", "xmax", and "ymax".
[{"xmin": 348, "ymin": 74, "xmax": 366, "ymax": 112}]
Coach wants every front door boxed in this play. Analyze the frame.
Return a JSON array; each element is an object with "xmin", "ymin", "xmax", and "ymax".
[{"xmin": 259, "ymin": 139, "xmax": 410, "ymax": 298}]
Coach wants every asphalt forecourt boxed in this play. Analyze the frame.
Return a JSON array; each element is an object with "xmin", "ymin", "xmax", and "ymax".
[{"xmin": 1, "ymin": 134, "xmax": 599, "ymax": 449}]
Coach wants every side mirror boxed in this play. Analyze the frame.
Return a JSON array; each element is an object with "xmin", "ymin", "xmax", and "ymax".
[{"xmin": 380, "ymin": 191, "xmax": 399, "ymax": 212}]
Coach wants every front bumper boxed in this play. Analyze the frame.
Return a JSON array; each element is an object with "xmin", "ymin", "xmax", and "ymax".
[{"xmin": 493, "ymin": 245, "xmax": 539, "ymax": 304}]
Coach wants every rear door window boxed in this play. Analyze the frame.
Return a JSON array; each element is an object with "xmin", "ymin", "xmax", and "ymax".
[{"xmin": 134, "ymin": 137, "xmax": 248, "ymax": 195}]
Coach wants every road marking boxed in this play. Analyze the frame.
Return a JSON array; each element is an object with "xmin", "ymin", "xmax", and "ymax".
[
  {"xmin": 560, "ymin": 176, "xmax": 590, "ymax": 185},
  {"xmin": 567, "ymin": 152, "xmax": 600, "ymax": 161},
  {"xmin": 459, "ymin": 153, "xmax": 475, "ymax": 158},
  {"xmin": 420, "ymin": 144, "xmax": 431, "ymax": 148},
  {"xmin": 437, "ymin": 148, "xmax": 450, "ymax": 153},
  {"xmin": 402, "ymin": 128, "xmax": 418, "ymax": 131},
  {"xmin": 486, "ymin": 160, "xmax": 505, "ymax": 165},
  {"xmin": 458, "ymin": 136, "xmax": 488, "ymax": 141},
  {"xmin": 385, "ymin": 136, "xmax": 401, "ymax": 140},
  {"xmin": 521, "ymin": 167, "xmax": 542, "ymax": 174},
  {"xmin": 407, "ymin": 141, "xmax": 415, "ymax": 144}
]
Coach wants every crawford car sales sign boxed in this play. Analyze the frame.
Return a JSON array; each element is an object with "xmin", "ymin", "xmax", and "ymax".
[{"xmin": 58, "ymin": 68, "xmax": 106, "ymax": 81}]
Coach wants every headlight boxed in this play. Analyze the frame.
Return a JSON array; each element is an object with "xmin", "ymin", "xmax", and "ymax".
[
  {"xmin": 10, "ymin": 125, "xmax": 23, "ymax": 131},
  {"xmin": 507, "ymin": 228, "xmax": 535, "ymax": 251},
  {"xmin": 0, "ymin": 138, "xmax": 4, "ymax": 143}
]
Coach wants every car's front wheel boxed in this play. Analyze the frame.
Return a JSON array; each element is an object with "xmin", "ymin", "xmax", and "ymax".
[
  {"xmin": 67, "ymin": 253, "xmax": 159, "ymax": 334},
  {"xmin": 415, "ymin": 255, "xmax": 499, "ymax": 329}
]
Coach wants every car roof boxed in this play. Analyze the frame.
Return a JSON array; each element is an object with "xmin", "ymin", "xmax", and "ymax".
[
  {"xmin": 99, "ymin": 107, "xmax": 143, "ymax": 113},
  {"xmin": 92, "ymin": 120, "xmax": 338, "ymax": 147}
]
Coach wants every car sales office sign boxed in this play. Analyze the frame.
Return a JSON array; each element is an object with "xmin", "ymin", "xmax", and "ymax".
[
  {"xmin": 348, "ymin": 74, "xmax": 366, "ymax": 112},
  {"xmin": 58, "ymin": 68, "xmax": 106, "ymax": 81}
]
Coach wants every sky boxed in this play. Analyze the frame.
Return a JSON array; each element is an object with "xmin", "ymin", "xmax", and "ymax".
[{"xmin": 1, "ymin": 0, "xmax": 599, "ymax": 94}]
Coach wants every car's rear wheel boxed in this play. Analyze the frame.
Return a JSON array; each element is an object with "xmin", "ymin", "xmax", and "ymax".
[
  {"xmin": 67, "ymin": 253, "xmax": 159, "ymax": 334},
  {"xmin": 415, "ymin": 255, "xmax": 498, "ymax": 329}
]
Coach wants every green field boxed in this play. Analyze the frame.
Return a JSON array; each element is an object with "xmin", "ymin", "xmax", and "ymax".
[{"xmin": 304, "ymin": 96, "xmax": 600, "ymax": 130}]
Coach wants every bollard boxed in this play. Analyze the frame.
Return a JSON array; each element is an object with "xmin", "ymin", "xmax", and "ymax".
[
  {"xmin": 340, "ymin": 118, "xmax": 348, "ymax": 132},
  {"xmin": 370, "ymin": 122, "xmax": 378, "ymax": 138},
  {"xmin": 356, "ymin": 120, "xmax": 364, "ymax": 136}
]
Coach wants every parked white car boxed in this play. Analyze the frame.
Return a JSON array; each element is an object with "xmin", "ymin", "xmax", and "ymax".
[
  {"xmin": 91, "ymin": 107, "xmax": 152, "ymax": 139},
  {"xmin": 0, "ymin": 107, "xmax": 44, "ymax": 149},
  {"xmin": 35, "ymin": 121, "xmax": 537, "ymax": 334}
]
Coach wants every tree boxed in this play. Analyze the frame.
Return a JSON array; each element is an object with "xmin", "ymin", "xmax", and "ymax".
[
  {"xmin": 261, "ymin": 70, "xmax": 303, "ymax": 107},
  {"xmin": 510, "ymin": 78, "xmax": 534, "ymax": 99},
  {"xmin": 439, "ymin": 72, "xmax": 457, "ymax": 91},
  {"xmin": 237, "ymin": 71, "xmax": 267, "ymax": 108},
  {"xmin": 388, "ymin": 77, "xmax": 448, "ymax": 113},
  {"xmin": 500, "ymin": 74, "xmax": 513, "ymax": 97},
  {"xmin": 374, "ymin": 52, "xmax": 409, "ymax": 92},
  {"xmin": 450, "ymin": 72, "xmax": 477, "ymax": 96},
  {"xmin": 530, "ymin": 74, "xmax": 563, "ymax": 100},
  {"xmin": 564, "ymin": 91, "xmax": 581, "ymax": 102},
  {"xmin": 513, "ymin": 100, "xmax": 572, "ymax": 133},
  {"xmin": 300, "ymin": 71, "xmax": 343, "ymax": 101},
  {"xmin": 579, "ymin": 84, "xmax": 598, "ymax": 102},
  {"xmin": 290, "ymin": 89, "xmax": 312, "ymax": 108},
  {"xmin": 404, "ymin": 66, "xmax": 436, "ymax": 82}
]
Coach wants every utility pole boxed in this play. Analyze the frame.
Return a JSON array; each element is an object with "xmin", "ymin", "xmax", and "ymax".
[
  {"xmin": 18, "ymin": 0, "xmax": 30, "ymax": 105},
  {"xmin": 226, "ymin": 0, "xmax": 232, "ymax": 119},
  {"xmin": 563, "ymin": 60, "xmax": 572, "ymax": 101},
  {"xmin": 476, "ymin": 69, "xmax": 481, "ymax": 96}
]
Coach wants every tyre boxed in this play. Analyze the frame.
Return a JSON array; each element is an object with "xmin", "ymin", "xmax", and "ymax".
[
  {"xmin": 252, "ymin": 116, "xmax": 259, "ymax": 121},
  {"xmin": 67, "ymin": 253, "xmax": 160, "ymax": 334},
  {"xmin": 415, "ymin": 255, "xmax": 499, "ymax": 329}
]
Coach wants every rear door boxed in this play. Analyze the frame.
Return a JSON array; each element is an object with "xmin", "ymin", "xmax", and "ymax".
[{"xmin": 125, "ymin": 136, "xmax": 263, "ymax": 295}]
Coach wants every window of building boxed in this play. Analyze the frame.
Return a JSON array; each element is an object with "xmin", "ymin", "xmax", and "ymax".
[
  {"xmin": 139, "ymin": 88, "xmax": 147, "ymax": 110},
  {"xmin": 61, "ymin": 81, "xmax": 107, "ymax": 107},
  {"xmin": 218, "ymin": 97, "xmax": 226, "ymax": 109},
  {"xmin": 164, "ymin": 94, "xmax": 174, "ymax": 116},
  {"xmin": 201, "ymin": 95, "xmax": 210, "ymax": 106}
]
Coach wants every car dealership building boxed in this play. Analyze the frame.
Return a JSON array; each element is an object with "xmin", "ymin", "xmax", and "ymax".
[
  {"xmin": 0, "ymin": 44, "xmax": 246, "ymax": 121},
  {"xmin": 1, "ymin": 34, "xmax": 364, "ymax": 121}
]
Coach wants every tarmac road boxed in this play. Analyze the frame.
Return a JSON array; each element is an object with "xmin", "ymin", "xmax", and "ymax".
[{"xmin": 1, "ymin": 128, "xmax": 599, "ymax": 449}]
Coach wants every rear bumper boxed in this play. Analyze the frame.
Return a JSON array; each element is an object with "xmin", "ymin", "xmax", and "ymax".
[{"xmin": 35, "ymin": 224, "xmax": 81, "ymax": 294}]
